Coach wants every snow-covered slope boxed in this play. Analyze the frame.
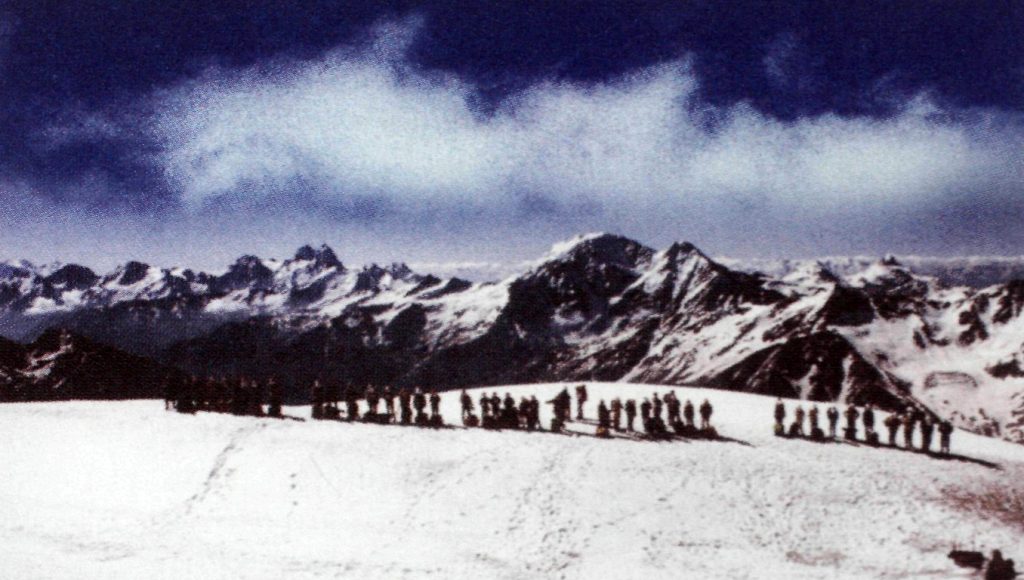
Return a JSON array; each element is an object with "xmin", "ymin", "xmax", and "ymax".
[{"xmin": 0, "ymin": 383, "xmax": 1021, "ymax": 579}]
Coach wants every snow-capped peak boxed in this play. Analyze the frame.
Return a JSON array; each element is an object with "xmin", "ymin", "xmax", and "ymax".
[
  {"xmin": 851, "ymin": 257, "xmax": 926, "ymax": 289},
  {"xmin": 535, "ymin": 233, "xmax": 655, "ymax": 274},
  {"xmin": 292, "ymin": 244, "xmax": 343, "ymax": 271},
  {"xmin": 779, "ymin": 260, "xmax": 841, "ymax": 290},
  {"xmin": 541, "ymin": 232, "xmax": 610, "ymax": 261}
]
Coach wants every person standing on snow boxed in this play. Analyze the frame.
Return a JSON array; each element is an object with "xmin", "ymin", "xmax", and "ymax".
[
  {"xmin": 863, "ymin": 404, "xmax": 876, "ymax": 435},
  {"xmin": 460, "ymin": 390, "xmax": 474, "ymax": 420},
  {"xmin": 884, "ymin": 413, "xmax": 900, "ymax": 446},
  {"xmin": 429, "ymin": 390, "xmax": 441, "ymax": 416},
  {"xmin": 490, "ymin": 392, "xmax": 502, "ymax": 419},
  {"xmin": 547, "ymin": 388, "xmax": 572, "ymax": 425},
  {"xmin": 575, "ymin": 384, "xmax": 588, "ymax": 420},
  {"xmin": 365, "ymin": 385, "xmax": 379, "ymax": 415},
  {"xmin": 774, "ymin": 399, "xmax": 786, "ymax": 429},
  {"xmin": 902, "ymin": 411, "xmax": 915, "ymax": 448},
  {"xmin": 939, "ymin": 420, "xmax": 953, "ymax": 454},
  {"xmin": 163, "ymin": 374, "xmax": 178, "ymax": 411},
  {"xmin": 684, "ymin": 400, "xmax": 695, "ymax": 427},
  {"xmin": 346, "ymin": 385, "xmax": 361, "ymax": 421},
  {"xmin": 611, "ymin": 398, "xmax": 623, "ymax": 431},
  {"xmin": 920, "ymin": 418, "xmax": 934, "ymax": 453},
  {"xmin": 383, "ymin": 385, "xmax": 396, "ymax": 420},
  {"xmin": 640, "ymin": 398, "xmax": 652, "ymax": 429},
  {"xmin": 310, "ymin": 380, "xmax": 324, "ymax": 420},
  {"xmin": 625, "ymin": 399, "xmax": 638, "ymax": 432},
  {"xmin": 985, "ymin": 550, "xmax": 1017, "ymax": 580},
  {"xmin": 652, "ymin": 393, "xmax": 663, "ymax": 421},
  {"xmin": 412, "ymin": 388, "xmax": 428, "ymax": 424},
  {"xmin": 267, "ymin": 378, "xmax": 283, "ymax": 418},
  {"xmin": 844, "ymin": 405, "xmax": 859, "ymax": 440},
  {"xmin": 597, "ymin": 400, "xmax": 611, "ymax": 435},
  {"xmin": 666, "ymin": 392, "xmax": 681, "ymax": 425},
  {"xmin": 808, "ymin": 405, "xmax": 820, "ymax": 432},
  {"xmin": 826, "ymin": 406, "xmax": 839, "ymax": 438},
  {"xmin": 793, "ymin": 405, "xmax": 805, "ymax": 437},
  {"xmin": 527, "ymin": 396, "xmax": 541, "ymax": 431},
  {"xmin": 479, "ymin": 392, "xmax": 490, "ymax": 419},
  {"xmin": 699, "ymin": 399, "xmax": 713, "ymax": 430}
]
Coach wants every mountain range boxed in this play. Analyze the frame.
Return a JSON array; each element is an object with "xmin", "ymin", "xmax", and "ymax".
[{"xmin": 2, "ymin": 234, "xmax": 1024, "ymax": 443}]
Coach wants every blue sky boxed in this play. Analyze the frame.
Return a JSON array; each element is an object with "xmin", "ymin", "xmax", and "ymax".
[{"xmin": 1, "ymin": 1, "xmax": 1023, "ymax": 270}]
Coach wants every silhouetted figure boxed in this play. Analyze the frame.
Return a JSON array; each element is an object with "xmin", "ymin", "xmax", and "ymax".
[
  {"xmin": 826, "ymin": 406, "xmax": 839, "ymax": 438},
  {"xmin": 527, "ymin": 396, "xmax": 540, "ymax": 431},
  {"xmin": 575, "ymin": 384, "xmax": 588, "ymax": 420},
  {"xmin": 383, "ymin": 385, "xmax": 395, "ymax": 420},
  {"xmin": 699, "ymin": 399, "xmax": 713, "ymax": 430},
  {"xmin": 683, "ymin": 400, "xmax": 695, "ymax": 427},
  {"xmin": 863, "ymin": 404, "xmax": 876, "ymax": 435},
  {"xmin": 323, "ymin": 381, "xmax": 340, "ymax": 419},
  {"xmin": 884, "ymin": 413, "xmax": 900, "ymax": 446},
  {"xmin": 480, "ymin": 392, "xmax": 491, "ymax": 418},
  {"xmin": 625, "ymin": 399, "xmax": 637, "ymax": 432},
  {"xmin": 399, "ymin": 388, "xmax": 412, "ymax": 424},
  {"xmin": 774, "ymin": 399, "xmax": 786, "ymax": 428},
  {"xmin": 267, "ymin": 379, "xmax": 283, "ymax": 418},
  {"xmin": 518, "ymin": 397, "xmax": 531, "ymax": 429},
  {"xmin": 490, "ymin": 392, "xmax": 501, "ymax": 419},
  {"xmin": 793, "ymin": 405, "xmax": 805, "ymax": 437},
  {"xmin": 430, "ymin": 390, "xmax": 441, "ymax": 415},
  {"xmin": 345, "ymin": 385, "xmax": 361, "ymax": 421},
  {"xmin": 902, "ymin": 412, "xmax": 915, "ymax": 448},
  {"xmin": 366, "ymin": 386, "xmax": 379, "ymax": 415},
  {"xmin": 501, "ymin": 393, "xmax": 518, "ymax": 429},
  {"xmin": 597, "ymin": 400, "xmax": 611, "ymax": 437},
  {"xmin": 611, "ymin": 398, "xmax": 623, "ymax": 431},
  {"xmin": 986, "ymin": 549, "xmax": 1017, "ymax": 580},
  {"xmin": 460, "ymin": 390, "xmax": 473, "ymax": 420},
  {"xmin": 666, "ymin": 392, "xmax": 680, "ymax": 425},
  {"xmin": 652, "ymin": 393, "xmax": 663, "ymax": 421},
  {"xmin": 640, "ymin": 398, "xmax": 652, "ymax": 430},
  {"xmin": 548, "ymin": 388, "xmax": 572, "ymax": 431},
  {"xmin": 163, "ymin": 374, "xmax": 178, "ymax": 411},
  {"xmin": 939, "ymin": 420, "xmax": 953, "ymax": 454},
  {"xmin": 175, "ymin": 375, "xmax": 196, "ymax": 414},
  {"xmin": 844, "ymin": 406, "xmax": 859, "ymax": 440},
  {"xmin": 311, "ymin": 380, "xmax": 325, "ymax": 420},
  {"xmin": 413, "ymin": 388, "xmax": 428, "ymax": 423},
  {"xmin": 920, "ymin": 418, "xmax": 934, "ymax": 453}
]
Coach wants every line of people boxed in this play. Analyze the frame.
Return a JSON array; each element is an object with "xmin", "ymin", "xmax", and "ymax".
[
  {"xmin": 466, "ymin": 385, "xmax": 717, "ymax": 440},
  {"xmin": 311, "ymin": 382, "xmax": 445, "ymax": 427},
  {"xmin": 168, "ymin": 376, "xmax": 722, "ymax": 443},
  {"xmin": 774, "ymin": 399, "xmax": 954, "ymax": 454},
  {"xmin": 164, "ymin": 374, "xmax": 284, "ymax": 418},
  {"xmin": 461, "ymin": 390, "xmax": 542, "ymax": 430}
]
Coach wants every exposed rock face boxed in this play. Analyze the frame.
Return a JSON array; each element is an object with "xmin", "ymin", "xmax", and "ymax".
[{"xmin": 0, "ymin": 329, "xmax": 177, "ymax": 401}]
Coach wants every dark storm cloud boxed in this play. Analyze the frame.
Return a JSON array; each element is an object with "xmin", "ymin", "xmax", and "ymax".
[{"xmin": 0, "ymin": 1, "xmax": 1023, "ymax": 268}]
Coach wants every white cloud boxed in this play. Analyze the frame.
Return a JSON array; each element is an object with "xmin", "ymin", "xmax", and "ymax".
[{"xmin": 134, "ymin": 20, "xmax": 1022, "ymax": 219}]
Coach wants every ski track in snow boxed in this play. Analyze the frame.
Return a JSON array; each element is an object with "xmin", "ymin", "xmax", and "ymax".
[
  {"xmin": 1, "ymin": 383, "xmax": 1024, "ymax": 579},
  {"xmin": 183, "ymin": 422, "xmax": 265, "ymax": 515}
]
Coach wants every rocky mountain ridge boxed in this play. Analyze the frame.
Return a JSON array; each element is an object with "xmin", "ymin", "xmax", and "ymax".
[{"xmin": 3, "ymin": 234, "xmax": 1024, "ymax": 442}]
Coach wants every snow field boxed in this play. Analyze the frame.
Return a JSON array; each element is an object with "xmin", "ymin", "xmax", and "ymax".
[{"xmin": 1, "ymin": 383, "xmax": 1022, "ymax": 579}]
